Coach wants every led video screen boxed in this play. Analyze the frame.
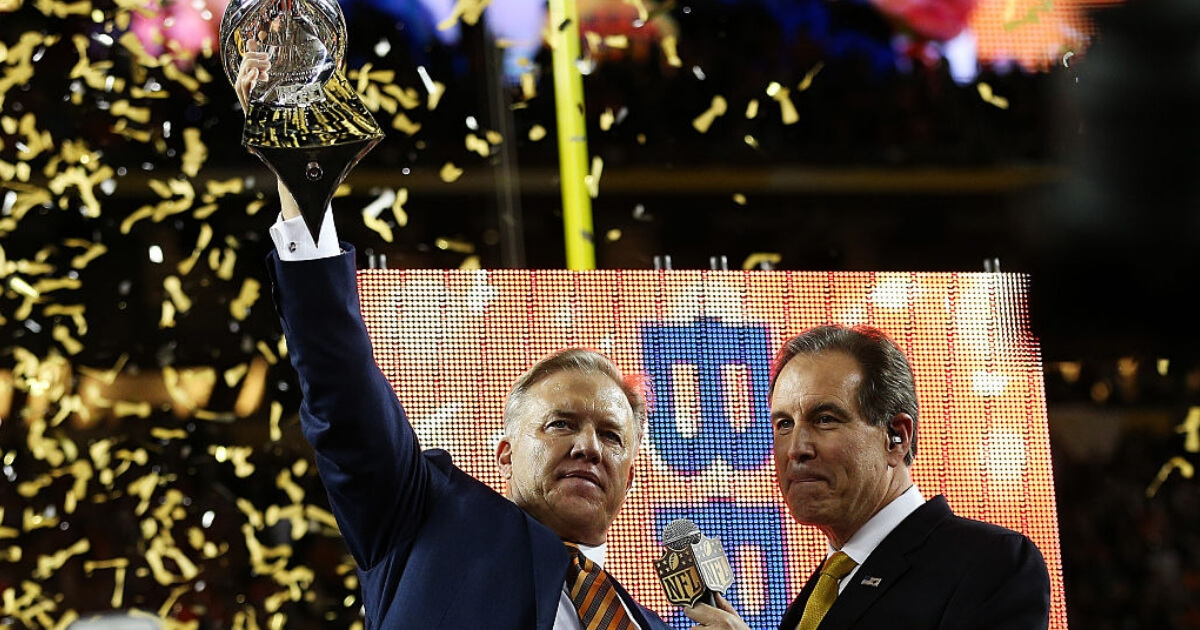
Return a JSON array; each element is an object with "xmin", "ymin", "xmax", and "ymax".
[{"xmin": 357, "ymin": 269, "xmax": 1067, "ymax": 629}]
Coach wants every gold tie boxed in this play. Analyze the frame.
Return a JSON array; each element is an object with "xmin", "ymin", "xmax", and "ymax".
[
  {"xmin": 564, "ymin": 542, "xmax": 634, "ymax": 630},
  {"xmin": 796, "ymin": 551, "xmax": 858, "ymax": 630}
]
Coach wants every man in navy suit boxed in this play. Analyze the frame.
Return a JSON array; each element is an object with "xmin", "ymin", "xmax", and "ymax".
[
  {"xmin": 237, "ymin": 52, "xmax": 670, "ymax": 630},
  {"xmin": 687, "ymin": 324, "xmax": 1051, "ymax": 630}
]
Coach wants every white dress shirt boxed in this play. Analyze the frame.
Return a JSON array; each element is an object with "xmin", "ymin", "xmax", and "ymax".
[
  {"xmin": 829, "ymin": 484, "xmax": 925, "ymax": 593},
  {"xmin": 268, "ymin": 209, "xmax": 341, "ymax": 260}
]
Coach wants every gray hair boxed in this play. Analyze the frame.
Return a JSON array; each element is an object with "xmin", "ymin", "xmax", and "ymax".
[
  {"xmin": 769, "ymin": 324, "xmax": 918, "ymax": 465},
  {"xmin": 504, "ymin": 348, "xmax": 649, "ymax": 437}
]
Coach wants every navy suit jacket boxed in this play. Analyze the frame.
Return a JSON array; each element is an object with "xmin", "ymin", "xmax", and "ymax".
[
  {"xmin": 268, "ymin": 247, "xmax": 670, "ymax": 630},
  {"xmin": 778, "ymin": 495, "xmax": 1051, "ymax": 630}
]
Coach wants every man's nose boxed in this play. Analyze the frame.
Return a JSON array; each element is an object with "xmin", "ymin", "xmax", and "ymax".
[
  {"xmin": 786, "ymin": 429, "xmax": 816, "ymax": 462},
  {"xmin": 570, "ymin": 426, "xmax": 602, "ymax": 461}
]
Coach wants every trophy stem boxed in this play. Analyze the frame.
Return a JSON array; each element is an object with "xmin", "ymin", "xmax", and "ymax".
[{"xmin": 251, "ymin": 137, "xmax": 381, "ymax": 244}]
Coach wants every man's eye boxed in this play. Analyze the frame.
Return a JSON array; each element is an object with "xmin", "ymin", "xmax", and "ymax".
[
  {"xmin": 547, "ymin": 419, "xmax": 569, "ymax": 430},
  {"xmin": 814, "ymin": 414, "xmax": 838, "ymax": 426},
  {"xmin": 774, "ymin": 418, "xmax": 794, "ymax": 431},
  {"xmin": 602, "ymin": 431, "xmax": 623, "ymax": 444}
]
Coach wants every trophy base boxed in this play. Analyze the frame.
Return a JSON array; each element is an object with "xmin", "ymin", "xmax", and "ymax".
[{"xmin": 250, "ymin": 136, "xmax": 382, "ymax": 245}]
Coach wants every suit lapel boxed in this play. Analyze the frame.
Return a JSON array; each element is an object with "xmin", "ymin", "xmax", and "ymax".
[
  {"xmin": 817, "ymin": 496, "xmax": 953, "ymax": 630},
  {"xmin": 779, "ymin": 563, "xmax": 821, "ymax": 630},
  {"xmin": 528, "ymin": 517, "xmax": 570, "ymax": 630},
  {"xmin": 612, "ymin": 578, "xmax": 658, "ymax": 630}
]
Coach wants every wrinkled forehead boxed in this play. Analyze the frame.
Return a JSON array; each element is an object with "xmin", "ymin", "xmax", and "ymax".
[
  {"xmin": 525, "ymin": 369, "xmax": 639, "ymax": 428},
  {"xmin": 771, "ymin": 351, "xmax": 864, "ymax": 406}
]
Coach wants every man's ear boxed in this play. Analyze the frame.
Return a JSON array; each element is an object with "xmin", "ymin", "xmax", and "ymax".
[
  {"xmin": 496, "ymin": 436, "xmax": 513, "ymax": 480},
  {"xmin": 886, "ymin": 413, "xmax": 915, "ymax": 466}
]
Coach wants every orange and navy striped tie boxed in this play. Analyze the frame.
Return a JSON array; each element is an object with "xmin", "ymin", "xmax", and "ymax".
[{"xmin": 564, "ymin": 542, "xmax": 634, "ymax": 630}]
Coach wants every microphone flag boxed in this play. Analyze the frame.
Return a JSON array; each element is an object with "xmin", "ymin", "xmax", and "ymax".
[{"xmin": 654, "ymin": 519, "xmax": 735, "ymax": 608}]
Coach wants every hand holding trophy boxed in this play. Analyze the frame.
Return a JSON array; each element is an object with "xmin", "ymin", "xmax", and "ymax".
[{"xmin": 220, "ymin": 0, "xmax": 383, "ymax": 243}]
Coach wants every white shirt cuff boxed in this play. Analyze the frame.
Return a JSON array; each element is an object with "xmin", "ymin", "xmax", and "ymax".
[{"xmin": 268, "ymin": 208, "xmax": 341, "ymax": 261}]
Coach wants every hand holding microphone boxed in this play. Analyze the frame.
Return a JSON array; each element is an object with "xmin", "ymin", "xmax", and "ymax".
[
  {"xmin": 654, "ymin": 518, "xmax": 733, "ymax": 608},
  {"xmin": 654, "ymin": 518, "xmax": 750, "ymax": 629}
]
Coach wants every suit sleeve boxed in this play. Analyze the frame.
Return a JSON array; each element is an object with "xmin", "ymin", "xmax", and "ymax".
[
  {"xmin": 943, "ymin": 532, "xmax": 1051, "ymax": 630},
  {"xmin": 268, "ymin": 246, "xmax": 429, "ymax": 571}
]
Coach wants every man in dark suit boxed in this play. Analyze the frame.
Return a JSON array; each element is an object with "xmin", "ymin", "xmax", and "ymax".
[
  {"xmin": 237, "ymin": 51, "xmax": 670, "ymax": 630},
  {"xmin": 686, "ymin": 324, "xmax": 1050, "ymax": 630}
]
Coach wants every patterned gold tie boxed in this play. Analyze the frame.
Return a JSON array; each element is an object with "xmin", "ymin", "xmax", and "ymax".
[
  {"xmin": 796, "ymin": 551, "xmax": 858, "ymax": 630},
  {"xmin": 564, "ymin": 542, "xmax": 634, "ymax": 630}
]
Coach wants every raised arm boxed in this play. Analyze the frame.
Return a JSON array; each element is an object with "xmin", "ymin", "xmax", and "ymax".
[{"xmin": 237, "ymin": 49, "xmax": 430, "ymax": 570}]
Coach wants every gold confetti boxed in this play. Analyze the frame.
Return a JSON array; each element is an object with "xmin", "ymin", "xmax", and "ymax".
[
  {"xmin": 435, "ymin": 238, "xmax": 475, "ymax": 254},
  {"xmin": 181, "ymin": 128, "xmax": 208, "ymax": 177},
  {"xmin": 529, "ymin": 124, "xmax": 547, "ymax": 141},
  {"xmin": 439, "ymin": 162, "xmax": 463, "ymax": 182},
  {"xmin": 692, "ymin": 95, "xmax": 727, "ymax": 133},
  {"xmin": 230, "ymin": 278, "xmax": 261, "ymax": 321},
  {"xmin": 604, "ymin": 35, "xmax": 629, "ymax": 49},
  {"xmin": 163, "ymin": 276, "xmax": 192, "ymax": 313},
  {"xmin": 52, "ymin": 325, "xmax": 84, "ymax": 355},
  {"xmin": 465, "ymin": 133, "xmax": 490, "ymax": 158},
  {"xmin": 33, "ymin": 538, "xmax": 90, "ymax": 579},
  {"xmin": 150, "ymin": 427, "xmax": 189, "ymax": 441},
  {"xmin": 391, "ymin": 112, "xmax": 422, "ymax": 136},
  {"xmin": 771, "ymin": 87, "xmax": 799, "ymax": 125},
  {"xmin": 732, "ymin": 193, "xmax": 747, "ymax": 206},
  {"xmin": 113, "ymin": 400, "xmax": 152, "ymax": 418},
  {"xmin": 427, "ymin": 80, "xmax": 447, "ymax": 110},
  {"xmin": 744, "ymin": 135, "xmax": 759, "ymax": 149},
  {"xmin": 600, "ymin": 108, "xmax": 615, "ymax": 131},
  {"xmin": 742, "ymin": 252, "xmax": 782, "ymax": 270},
  {"xmin": 269, "ymin": 401, "xmax": 283, "ymax": 441},
  {"xmin": 798, "ymin": 62, "xmax": 824, "ymax": 91},
  {"xmin": 392, "ymin": 188, "xmax": 409, "ymax": 227},
  {"xmin": 437, "ymin": 0, "xmax": 490, "ymax": 29},
  {"xmin": 660, "ymin": 34, "xmax": 682, "ymax": 67},
  {"xmin": 584, "ymin": 155, "xmax": 604, "ymax": 198},
  {"xmin": 745, "ymin": 99, "xmax": 759, "ymax": 119},
  {"xmin": 256, "ymin": 340, "xmax": 279, "ymax": 365},
  {"xmin": 216, "ymin": 248, "xmax": 237, "ymax": 281},
  {"xmin": 362, "ymin": 206, "xmax": 394, "ymax": 242},
  {"xmin": 69, "ymin": 241, "xmax": 107, "ymax": 269},
  {"xmin": 1147, "ymin": 456, "xmax": 1194, "ymax": 498},
  {"xmin": 977, "ymin": 82, "xmax": 1010, "ymax": 109},
  {"xmin": 605, "ymin": 229, "xmax": 622, "ymax": 242},
  {"xmin": 459, "ymin": 255, "xmax": 481, "ymax": 270},
  {"xmin": 84, "ymin": 559, "xmax": 130, "ymax": 608},
  {"xmin": 520, "ymin": 72, "xmax": 537, "ymax": 100},
  {"xmin": 1178, "ymin": 407, "xmax": 1200, "ymax": 453}
]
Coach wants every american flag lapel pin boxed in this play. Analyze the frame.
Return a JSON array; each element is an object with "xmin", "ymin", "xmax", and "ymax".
[{"xmin": 860, "ymin": 576, "xmax": 882, "ymax": 587}]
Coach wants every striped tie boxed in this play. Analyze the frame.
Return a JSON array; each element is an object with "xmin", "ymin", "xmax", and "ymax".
[
  {"xmin": 796, "ymin": 551, "xmax": 858, "ymax": 630},
  {"xmin": 564, "ymin": 542, "xmax": 634, "ymax": 630}
]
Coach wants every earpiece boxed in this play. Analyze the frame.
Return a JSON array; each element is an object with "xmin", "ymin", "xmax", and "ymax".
[
  {"xmin": 891, "ymin": 435, "xmax": 902, "ymax": 444},
  {"xmin": 888, "ymin": 427, "xmax": 902, "ymax": 445}
]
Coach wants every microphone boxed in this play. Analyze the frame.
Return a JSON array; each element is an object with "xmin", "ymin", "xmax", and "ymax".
[{"xmin": 653, "ymin": 518, "xmax": 734, "ymax": 609}]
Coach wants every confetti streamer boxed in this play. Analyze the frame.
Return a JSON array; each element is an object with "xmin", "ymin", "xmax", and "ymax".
[
  {"xmin": 692, "ymin": 95, "xmax": 727, "ymax": 133},
  {"xmin": 439, "ymin": 162, "xmax": 463, "ymax": 182},
  {"xmin": 977, "ymin": 82, "xmax": 1010, "ymax": 109}
]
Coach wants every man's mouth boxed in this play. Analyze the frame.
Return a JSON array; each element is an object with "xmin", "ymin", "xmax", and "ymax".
[{"xmin": 561, "ymin": 470, "xmax": 604, "ymax": 490}]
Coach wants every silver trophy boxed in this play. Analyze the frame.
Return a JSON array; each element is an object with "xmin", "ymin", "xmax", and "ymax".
[{"xmin": 220, "ymin": 0, "xmax": 383, "ymax": 243}]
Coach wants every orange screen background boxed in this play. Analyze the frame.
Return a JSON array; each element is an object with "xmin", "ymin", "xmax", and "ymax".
[{"xmin": 357, "ymin": 269, "xmax": 1067, "ymax": 629}]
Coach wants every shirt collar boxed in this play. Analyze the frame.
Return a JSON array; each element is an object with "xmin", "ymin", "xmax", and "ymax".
[
  {"xmin": 575, "ymin": 541, "xmax": 608, "ymax": 567},
  {"xmin": 836, "ymin": 484, "xmax": 924, "ymax": 565}
]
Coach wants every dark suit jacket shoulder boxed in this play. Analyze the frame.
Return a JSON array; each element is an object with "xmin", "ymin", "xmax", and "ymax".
[
  {"xmin": 779, "ymin": 495, "xmax": 1050, "ymax": 630},
  {"xmin": 268, "ymin": 247, "xmax": 669, "ymax": 629}
]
